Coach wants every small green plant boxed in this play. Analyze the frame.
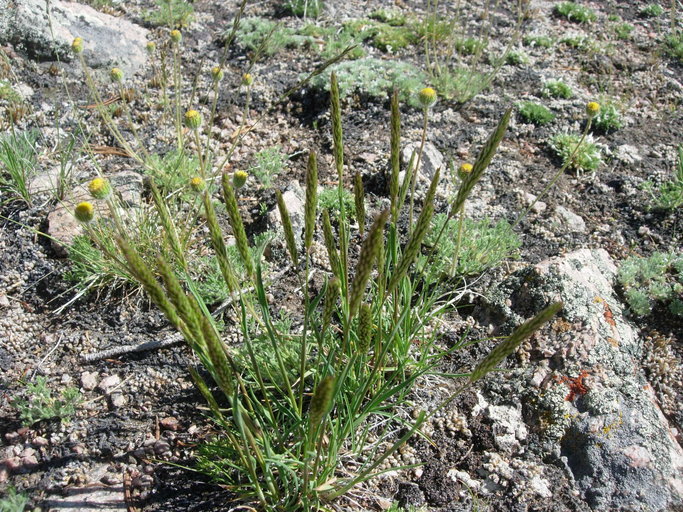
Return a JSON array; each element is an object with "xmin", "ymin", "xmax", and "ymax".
[
  {"xmin": 455, "ymin": 37, "xmax": 488, "ymax": 56},
  {"xmin": 0, "ymin": 487, "xmax": 28, "ymax": 512},
  {"xmin": 234, "ymin": 17, "xmax": 313, "ymax": 57},
  {"xmin": 145, "ymin": 149, "xmax": 199, "ymax": 194},
  {"xmin": 506, "ymin": 50, "xmax": 528, "ymax": 65},
  {"xmin": 554, "ymin": 2, "xmax": 597, "ymax": 23},
  {"xmin": 248, "ymin": 146, "xmax": 288, "ymax": 188},
  {"xmin": 143, "ymin": 0, "xmax": 194, "ymax": 28},
  {"xmin": 614, "ymin": 22, "xmax": 635, "ymax": 40},
  {"xmin": 523, "ymin": 34, "xmax": 553, "ymax": 48},
  {"xmin": 319, "ymin": 186, "xmax": 355, "ymax": 219},
  {"xmin": 518, "ymin": 101, "xmax": 555, "ymax": 125},
  {"xmin": 550, "ymin": 133, "xmax": 602, "ymax": 173},
  {"xmin": 431, "ymin": 67, "xmax": 488, "ymax": 104},
  {"xmin": 423, "ymin": 215, "xmax": 521, "ymax": 277},
  {"xmin": 592, "ymin": 102, "xmax": 622, "ymax": 132},
  {"xmin": 369, "ymin": 8, "xmax": 407, "ymax": 26},
  {"xmin": 0, "ymin": 80, "xmax": 21, "ymax": 102},
  {"xmin": 618, "ymin": 251, "xmax": 683, "ymax": 317},
  {"xmin": 646, "ymin": 145, "xmax": 683, "ymax": 210},
  {"xmin": 560, "ymin": 34, "xmax": 595, "ymax": 50},
  {"xmin": 665, "ymin": 31, "xmax": 683, "ymax": 62},
  {"xmin": 542, "ymin": 79, "xmax": 573, "ymax": 99},
  {"xmin": 640, "ymin": 3, "xmax": 664, "ymax": 17},
  {"xmin": 0, "ymin": 129, "xmax": 39, "ymax": 206},
  {"xmin": 12, "ymin": 376, "xmax": 81, "ymax": 426},
  {"xmin": 283, "ymin": 0, "xmax": 324, "ymax": 17}
]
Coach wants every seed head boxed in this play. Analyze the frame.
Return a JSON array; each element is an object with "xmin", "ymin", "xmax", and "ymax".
[
  {"xmin": 184, "ymin": 109, "xmax": 202, "ymax": 129},
  {"xmin": 211, "ymin": 66, "xmax": 224, "ymax": 82},
  {"xmin": 71, "ymin": 37, "xmax": 84, "ymax": 54},
  {"xmin": 190, "ymin": 176, "xmax": 205, "ymax": 192},
  {"xmin": 418, "ymin": 87, "xmax": 437, "ymax": 109},
  {"xmin": 170, "ymin": 30, "xmax": 182, "ymax": 44},
  {"xmin": 586, "ymin": 101, "xmax": 600, "ymax": 118},
  {"xmin": 74, "ymin": 201, "xmax": 95, "ymax": 223},
  {"xmin": 242, "ymin": 73, "xmax": 253, "ymax": 86},
  {"xmin": 146, "ymin": 41, "xmax": 156, "ymax": 54},
  {"xmin": 110, "ymin": 67, "xmax": 124, "ymax": 83},
  {"xmin": 232, "ymin": 170, "xmax": 248, "ymax": 189},
  {"xmin": 88, "ymin": 177, "xmax": 111, "ymax": 199}
]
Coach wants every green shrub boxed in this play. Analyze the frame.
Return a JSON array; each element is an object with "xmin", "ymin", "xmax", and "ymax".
[
  {"xmin": 518, "ymin": 101, "xmax": 555, "ymax": 125},
  {"xmin": 542, "ymin": 79, "xmax": 573, "ymax": 99},
  {"xmin": 618, "ymin": 251, "xmax": 683, "ymax": 317},
  {"xmin": 143, "ymin": 0, "xmax": 194, "ymax": 28},
  {"xmin": 554, "ymin": 2, "xmax": 597, "ymax": 23},
  {"xmin": 550, "ymin": 133, "xmax": 602, "ymax": 173},
  {"xmin": 424, "ymin": 215, "xmax": 521, "ymax": 277},
  {"xmin": 12, "ymin": 377, "xmax": 81, "ymax": 426},
  {"xmin": 640, "ymin": 3, "xmax": 664, "ymax": 17}
]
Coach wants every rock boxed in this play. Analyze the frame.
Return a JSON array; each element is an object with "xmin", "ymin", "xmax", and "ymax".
[
  {"xmin": 109, "ymin": 392, "xmax": 126, "ymax": 408},
  {"xmin": 554, "ymin": 205, "xmax": 586, "ymax": 233},
  {"xmin": 0, "ymin": 0, "xmax": 149, "ymax": 76},
  {"xmin": 46, "ymin": 171, "xmax": 144, "ymax": 257},
  {"xmin": 80, "ymin": 371, "xmax": 98, "ymax": 391},
  {"xmin": 43, "ymin": 462, "xmax": 125, "ymax": 511},
  {"xmin": 28, "ymin": 167, "xmax": 65, "ymax": 197},
  {"xmin": 488, "ymin": 249, "xmax": 683, "ymax": 511},
  {"xmin": 159, "ymin": 416, "xmax": 181, "ymax": 431},
  {"xmin": 98, "ymin": 374, "xmax": 121, "ymax": 394},
  {"xmin": 615, "ymin": 144, "xmax": 642, "ymax": 165},
  {"xmin": 399, "ymin": 142, "xmax": 445, "ymax": 194}
]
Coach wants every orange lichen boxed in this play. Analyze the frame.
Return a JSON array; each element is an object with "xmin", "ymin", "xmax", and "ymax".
[{"xmin": 557, "ymin": 370, "xmax": 590, "ymax": 401}]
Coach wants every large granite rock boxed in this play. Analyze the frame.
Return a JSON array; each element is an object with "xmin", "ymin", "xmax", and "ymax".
[
  {"xmin": 487, "ymin": 249, "xmax": 683, "ymax": 511},
  {"xmin": 0, "ymin": 0, "xmax": 149, "ymax": 75}
]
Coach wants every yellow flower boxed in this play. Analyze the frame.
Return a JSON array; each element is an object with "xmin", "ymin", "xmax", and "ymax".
[
  {"xmin": 184, "ymin": 109, "xmax": 202, "ymax": 129},
  {"xmin": 586, "ymin": 102, "xmax": 600, "ymax": 118},
  {"xmin": 170, "ymin": 30, "xmax": 182, "ymax": 44},
  {"xmin": 146, "ymin": 41, "xmax": 156, "ymax": 54},
  {"xmin": 110, "ymin": 67, "xmax": 124, "ymax": 83},
  {"xmin": 233, "ymin": 170, "xmax": 248, "ymax": 189},
  {"xmin": 71, "ymin": 37, "xmax": 84, "ymax": 54},
  {"xmin": 418, "ymin": 87, "xmax": 437, "ymax": 108},
  {"xmin": 242, "ymin": 73, "xmax": 253, "ymax": 86},
  {"xmin": 190, "ymin": 176, "xmax": 205, "ymax": 192},
  {"xmin": 211, "ymin": 66, "xmax": 224, "ymax": 81},
  {"xmin": 459, "ymin": 163, "xmax": 473, "ymax": 174},
  {"xmin": 74, "ymin": 202, "xmax": 95, "ymax": 223},
  {"xmin": 88, "ymin": 177, "xmax": 111, "ymax": 199}
]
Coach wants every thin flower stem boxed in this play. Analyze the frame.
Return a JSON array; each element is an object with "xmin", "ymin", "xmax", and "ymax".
[{"xmin": 409, "ymin": 108, "xmax": 429, "ymax": 232}]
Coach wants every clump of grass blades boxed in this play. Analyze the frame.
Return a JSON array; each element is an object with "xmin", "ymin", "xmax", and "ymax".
[
  {"xmin": 74, "ymin": 40, "xmax": 560, "ymax": 509},
  {"xmin": 0, "ymin": 129, "xmax": 39, "ymax": 206}
]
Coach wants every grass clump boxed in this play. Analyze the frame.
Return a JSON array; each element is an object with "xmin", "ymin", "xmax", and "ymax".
[
  {"xmin": 550, "ymin": 133, "xmax": 602, "ymax": 173},
  {"xmin": 518, "ymin": 101, "xmax": 555, "ymax": 125},
  {"xmin": 143, "ymin": 0, "xmax": 194, "ymax": 28},
  {"xmin": 640, "ymin": 3, "xmax": 664, "ymax": 17},
  {"xmin": 12, "ymin": 377, "xmax": 81, "ymax": 426},
  {"xmin": 0, "ymin": 129, "xmax": 39, "ymax": 206},
  {"xmin": 542, "ymin": 79, "xmax": 573, "ymax": 99},
  {"xmin": 618, "ymin": 251, "xmax": 683, "ymax": 317},
  {"xmin": 424, "ymin": 215, "xmax": 521, "ymax": 277},
  {"xmin": 524, "ymin": 34, "xmax": 553, "ymax": 48},
  {"xmin": 554, "ymin": 2, "xmax": 597, "ymax": 23},
  {"xmin": 283, "ymin": 0, "xmax": 324, "ymax": 17},
  {"xmin": 665, "ymin": 31, "xmax": 683, "ymax": 62},
  {"xmin": 0, "ymin": 487, "xmax": 28, "ymax": 512}
]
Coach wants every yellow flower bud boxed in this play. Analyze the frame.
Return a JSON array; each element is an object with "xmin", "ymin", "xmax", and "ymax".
[
  {"xmin": 170, "ymin": 30, "xmax": 182, "ymax": 44},
  {"xmin": 74, "ymin": 202, "xmax": 95, "ymax": 223},
  {"xmin": 211, "ymin": 66, "xmax": 224, "ymax": 82},
  {"xmin": 459, "ymin": 163, "xmax": 473, "ymax": 175},
  {"xmin": 242, "ymin": 73, "xmax": 253, "ymax": 86},
  {"xmin": 146, "ymin": 41, "xmax": 156, "ymax": 54},
  {"xmin": 418, "ymin": 87, "xmax": 437, "ymax": 108},
  {"xmin": 586, "ymin": 102, "xmax": 600, "ymax": 118},
  {"xmin": 190, "ymin": 176, "xmax": 205, "ymax": 192},
  {"xmin": 71, "ymin": 37, "xmax": 84, "ymax": 54},
  {"xmin": 232, "ymin": 170, "xmax": 248, "ymax": 189},
  {"xmin": 110, "ymin": 67, "xmax": 124, "ymax": 83},
  {"xmin": 184, "ymin": 109, "xmax": 202, "ymax": 129},
  {"xmin": 88, "ymin": 177, "xmax": 111, "ymax": 199}
]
